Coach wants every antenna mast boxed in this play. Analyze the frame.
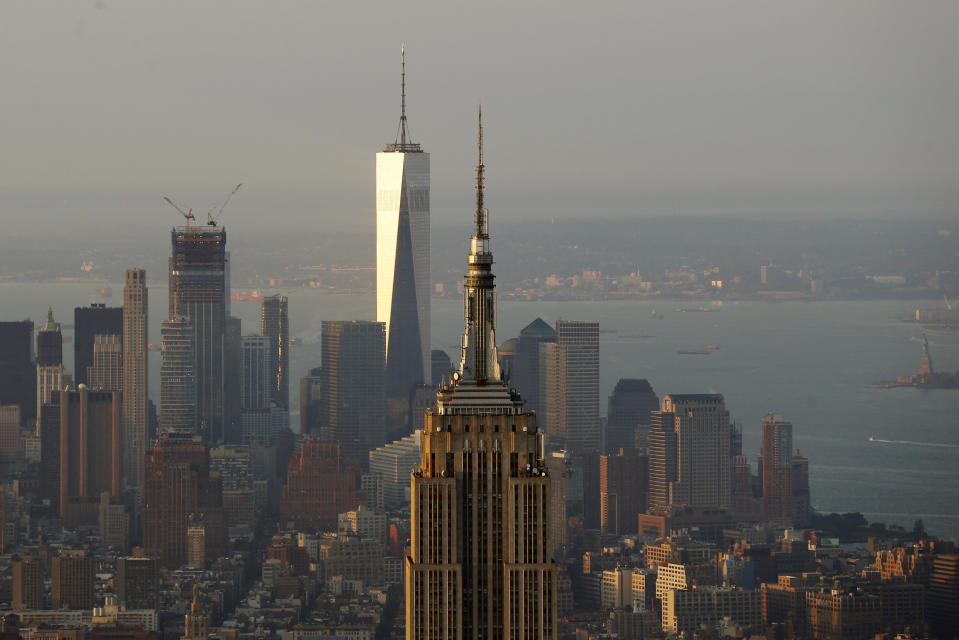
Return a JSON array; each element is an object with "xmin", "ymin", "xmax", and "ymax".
[
  {"xmin": 475, "ymin": 105, "xmax": 485, "ymax": 237},
  {"xmin": 400, "ymin": 45, "xmax": 407, "ymax": 146}
]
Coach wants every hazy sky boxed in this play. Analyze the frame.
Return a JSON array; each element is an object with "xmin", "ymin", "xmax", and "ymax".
[{"xmin": 2, "ymin": 1, "xmax": 958, "ymax": 232}]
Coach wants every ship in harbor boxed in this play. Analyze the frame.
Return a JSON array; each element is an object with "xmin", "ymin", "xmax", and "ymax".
[
  {"xmin": 873, "ymin": 334, "xmax": 959, "ymax": 389},
  {"xmin": 677, "ymin": 345, "xmax": 720, "ymax": 355}
]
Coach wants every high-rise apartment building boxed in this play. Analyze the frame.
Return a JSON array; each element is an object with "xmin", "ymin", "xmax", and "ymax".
[
  {"xmin": 36, "ymin": 310, "xmax": 72, "ymax": 421},
  {"xmin": 51, "ymin": 550, "xmax": 95, "ymax": 610},
  {"xmin": 122, "ymin": 268, "xmax": 148, "ymax": 488},
  {"xmin": 368, "ymin": 430, "xmax": 421, "ymax": 510},
  {"xmin": 87, "ymin": 334, "xmax": 122, "ymax": 391},
  {"xmin": 607, "ymin": 378, "xmax": 659, "ymax": 453},
  {"xmin": 55, "ymin": 388, "xmax": 123, "ymax": 528},
  {"xmin": 541, "ymin": 320, "xmax": 600, "ymax": 452},
  {"xmin": 143, "ymin": 432, "xmax": 226, "ymax": 567},
  {"xmin": 376, "ymin": 49, "xmax": 430, "ymax": 403},
  {"xmin": 320, "ymin": 320, "xmax": 385, "ymax": 460},
  {"xmin": 648, "ymin": 394, "xmax": 732, "ymax": 511},
  {"xmin": 169, "ymin": 224, "xmax": 228, "ymax": 443},
  {"xmin": 0, "ymin": 320, "xmax": 35, "ymax": 426},
  {"xmin": 74, "ymin": 304, "xmax": 123, "ymax": 387},
  {"xmin": 261, "ymin": 295, "xmax": 289, "ymax": 410},
  {"xmin": 0, "ymin": 405, "xmax": 20, "ymax": 462},
  {"xmin": 160, "ymin": 316, "xmax": 197, "ymax": 434},
  {"xmin": 760, "ymin": 413, "xmax": 794, "ymax": 524},
  {"xmin": 407, "ymin": 112, "xmax": 557, "ymax": 638}
]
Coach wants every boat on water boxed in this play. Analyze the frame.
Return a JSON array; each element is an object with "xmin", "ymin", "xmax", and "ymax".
[
  {"xmin": 651, "ymin": 310, "xmax": 664, "ymax": 319},
  {"xmin": 677, "ymin": 349, "xmax": 712, "ymax": 355},
  {"xmin": 680, "ymin": 307, "xmax": 719, "ymax": 313},
  {"xmin": 619, "ymin": 333, "xmax": 655, "ymax": 339}
]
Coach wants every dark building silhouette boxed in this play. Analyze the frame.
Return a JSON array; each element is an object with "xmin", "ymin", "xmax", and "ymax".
[
  {"xmin": 74, "ymin": 304, "xmax": 123, "ymax": 386},
  {"xmin": 431, "ymin": 349, "xmax": 451, "ymax": 388},
  {"xmin": 513, "ymin": 317, "xmax": 556, "ymax": 416},
  {"xmin": 299, "ymin": 367, "xmax": 322, "ymax": 435},
  {"xmin": 280, "ymin": 439, "xmax": 364, "ymax": 530},
  {"xmin": 320, "ymin": 321, "xmax": 385, "ymax": 459},
  {"xmin": 117, "ymin": 556, "xmax": 159, "ymax": 610},
  {"xmin": 0, "ymin": 320, "xmax": 35, "ymax": 425},
  {"xmin": 606, "ymin": 378, "xmax": 659, "ymax": 454},
  {"xmin": 122, "ymin": 268, "xmax": 149, "ymax": 489},
  {"xmin": 261, "ymin": 295, "xmax": 289, "ymax": 410},
  {"xmin": 600, "ymin": 448, "xmax": 648, "ymax": 536},
  {"xmin": 36, "ymin": 308, "xmax": 63, "ymax": 367},
  {"xmin": 169, "ymin": 225, "xmax": 228, "ymax": 443},
  {"xmin": 51, "ymin": 550, "xmax": 94, "ymax": 610},
  {"xmin": 143, "ymin": 433, "xmax": 226, "ymax": 567},
  {"xmin": 929, "ymin": 553, "xmax": 959, "ymax": 639},
  {"xmin": 55, "ymin": 388, "xmax": 123, "ymax": 528},
  {"xmin": 160, "ymin": 315, "xmax": 197, "ymax": 435},
  {"xmin": 223, "ymin": 315, "xmax": 242, "ymax": 443}
]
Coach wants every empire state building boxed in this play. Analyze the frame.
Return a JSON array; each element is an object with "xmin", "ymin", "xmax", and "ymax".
[{"xmin": 406, "ymin": 109, "xmax": 557, "ymax": 639}]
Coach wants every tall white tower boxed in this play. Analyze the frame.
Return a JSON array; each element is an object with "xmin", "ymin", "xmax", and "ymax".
[{"xmin": 376, "ymin": 47, "xmax": 430, "ymax": 396}]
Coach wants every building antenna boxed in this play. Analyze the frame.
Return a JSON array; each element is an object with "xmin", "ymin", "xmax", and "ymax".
[
  {"xmin": 395, "ymin": 45, "xmax": 413, "ymax": 146},
  {"xmin": 475, "ymin": 104, "xmax": 485, "ymax": 237}
]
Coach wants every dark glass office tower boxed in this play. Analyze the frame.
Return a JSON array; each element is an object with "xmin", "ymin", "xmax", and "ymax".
[
  {"xmin": 261, "ymin": 295, "xmax": 289, "ymax": 410},
  {"xmin": 0, "ymin": 320, "xmax": 35, "ymax": 424},
  {"xmin": 74, "ymin": 304, "xmax": 123, "ymax": 386},
  {"xmin": 169, "ymin": 225, "xmax": 227, "ymax": 443}
]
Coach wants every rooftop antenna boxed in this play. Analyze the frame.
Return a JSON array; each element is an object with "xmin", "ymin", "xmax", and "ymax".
[
  {"xmin": 393, "ymin": 45, "xmax": 414, "ymax": 147},
  {"xmin": 164, "ymin": 196, "xmax": 196, "ymax": 225},
  {"xmin": 475, "ymin": 104, "xmax": 486, "ymax": 237}
]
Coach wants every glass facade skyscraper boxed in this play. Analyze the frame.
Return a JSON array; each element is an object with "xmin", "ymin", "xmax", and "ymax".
[{"xmin": 376, "ymin": 50, "xmax": 430, "ymax": 400}]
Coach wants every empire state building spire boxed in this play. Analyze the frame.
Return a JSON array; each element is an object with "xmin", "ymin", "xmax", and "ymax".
[{"xmin": 459, "ymin": 105, "xmax": 499, "ymax": 385}]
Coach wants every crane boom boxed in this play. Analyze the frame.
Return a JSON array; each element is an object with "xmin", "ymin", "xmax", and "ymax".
[
  {"xmin": 164, "ymin": 196, "xmax": 196, "ymax": 224},
  {"xmin": 208, "ymin": 183, "xmax": 243, "ymax": 225}
]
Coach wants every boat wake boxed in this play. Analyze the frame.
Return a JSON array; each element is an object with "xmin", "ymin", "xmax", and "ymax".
[{"xmin": 869, "ymin": 437, "xmax": 959, "ymax": 449}]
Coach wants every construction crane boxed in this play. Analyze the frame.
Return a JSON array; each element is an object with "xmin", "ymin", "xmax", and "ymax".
[
  {"xmin": 163, "ymin": 196, "xmax": 196, "ymax": 225},
  {"xmin": 207, "ymin": 183, "xmax": 242, "ymax": 226}
]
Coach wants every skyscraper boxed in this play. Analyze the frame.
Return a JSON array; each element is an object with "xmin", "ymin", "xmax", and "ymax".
[
  {"xmin": 122, "ymin": 268, "xmax": 148, "ymax": 489},
  {"xmin": 647, "ymin": 394, "xmax": 732, "ymax": 512},
  {"xmin": 376, "ymin": 49, "xmax": 430, "ymax": 403},
  {"xmin": 320, "ymin": 320, "xmax": 385, "ymax": 460},
  {"xmin": 512, "ymin": 317, "xmax": 556, "ymax": 416},
  {"xmin": 36, "ymin": 310, "xmax": 72, "ymax": 421},
  {"xmin": 51, "ymin": 550, "xmax": 95, "ymax": 610},
  {"xmin": 143, "ymin": 432, "xmax": 225, "ymax": 568},
  {"xmin": 407, "ymin": 111, "xmax": 557, "ymax": 638},
  {"xmin": 87, "ymin": 334, "xmax": 123, "ymax": 390},
  {"xmin": 55, "ymin": 388, "xmax": 123, "ymax": 528},
  {"xmin": 261, "ymin": 295, "xmax": 289, "ymax": 410},
  {"xmin": 160, "ymin": 316, "xmax": 197, "ymax": 435},
  {"xmin": 760, "ymin": 412, "xmax": 794, "ymax": 524},
  {"xmin": 600, "ymin": 447, "xmax": 648, "ymax": 536},
  {"xmin": 542, "ymin": 320, "xmax": 600, "ymax": 452},
  {"xmin": 606, "ymin": 378, "xmax": 659, "ymax": 453},
  {"xmin": 0, "ymin": 320, "xmax": 35, "ymax": 425},
  {"xmin": 74, "ymin": 304, "xmax": 123, "ymax": 387},
  {"xmin": 169, "ymin": 224, "xmax": 227, "ymax": 443}
]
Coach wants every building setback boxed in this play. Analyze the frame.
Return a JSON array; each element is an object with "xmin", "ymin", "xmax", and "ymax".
[
  {"xmin": 407, "ymin": 111, "xmax": 557, "ymax": 638},
  {"xmin": 74, "ymin": 304, "xmax": 123, "ymax": 387}
]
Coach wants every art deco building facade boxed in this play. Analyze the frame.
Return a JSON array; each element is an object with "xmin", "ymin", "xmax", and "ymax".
[
  {"xmin": 36, "ymin": 310, "xmax": 72, "ymax": 421},
  {"xmin": 122, "ymin": 268, "xmax": 148, "ymax": 488},
  {"xmin": 376, "ymin": 50, "xmax": 430, "ymax": 399},
  {"xmin": 407, "ymin": 112, "xmax": 557, "ymax": 639},
  {"xmin": 169, "ymin": 224, "xmax": 227, "ymax": 442}
]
